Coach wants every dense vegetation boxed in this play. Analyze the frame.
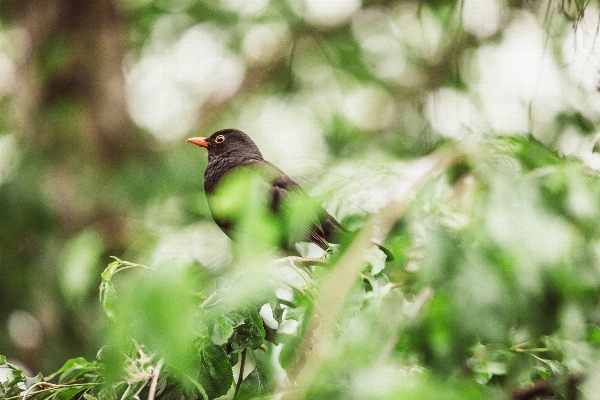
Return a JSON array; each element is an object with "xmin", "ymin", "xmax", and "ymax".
[{"xmin": 1, "ymin": 0, "xmax": 600, "ymax": 399}]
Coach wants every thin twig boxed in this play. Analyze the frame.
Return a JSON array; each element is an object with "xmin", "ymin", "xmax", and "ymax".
[
  {"xmin": 119, "ymin": 384, "xmax": 132, "ymax": 400},
  {"xmin": 510, "ymin": 338, "xmax": 549, "ymax": 353},
  {"xmin": 408, "ymin": 287, "xmax": 433, "ymax": 318},
  {"xmin": 147, "ymin": 358, "xmax": 164, "ymax": 400},
  {"xmin": 274, "ymin": 256, "xmax": 327, "ymax": 265},
  {"xmin": 286, "ymin": 260, "xmax": 312, "ymax": 286},
  {"xmin": 233, "ymin": 349, "xmax": 247, "ymax": 400},
  {"xmin": 18, "ymin": 381, "xmax": 96, "ymax": 400},
  {"xmin": 200, "ymin": 291, "xmax": 218, "ymax": 308},
  {"xmin": 21, "ymin": 381, "xmax": 56, "ymax": 400},
  {"xmin": 132, "ymin": 379, "xmax": 150, "ymax": 399}
]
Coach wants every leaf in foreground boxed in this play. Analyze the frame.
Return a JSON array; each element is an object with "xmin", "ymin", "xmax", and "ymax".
[{"xmin": 197, "ymin": 344, "xmax": 233, "ymax": 399}]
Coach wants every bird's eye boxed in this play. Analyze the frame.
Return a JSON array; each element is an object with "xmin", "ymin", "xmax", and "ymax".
[{"xmin": 215, "ymin": 135, "xmax": 226, "ymax": 144}]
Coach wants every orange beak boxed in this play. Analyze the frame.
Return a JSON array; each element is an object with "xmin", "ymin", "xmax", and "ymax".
[{"xmin": 187, "ymin": 137, "xmax": 210, "ymax": 147}]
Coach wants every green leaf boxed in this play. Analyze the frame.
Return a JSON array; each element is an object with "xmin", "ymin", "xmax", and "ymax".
[
  {"xmin": 223, "ymin": 312, "xmax": 246, "ymax": 329},
  {"xmin": 466, "ymin": 343, "xmax": 509, "ymax": 384},
  {"xmin": 364, "ymin": 245, "xmax": 387, "ymax": 276},
  {"xmin": 23, "ymin": 373, "xmax": 43, "ymax": 389},
  {"xmin": 52, "ymin": 386, "xmax": 86, "ymax": 399},
  {"xmin": 201, "ymin": 310, "xmax": 234, "ymax": 346},
  {"xmin": 99, "ymin": 280, "xmax": 116, "ymax": 319},
  {"xmin": 284, "ymin": 305, "xmax": 308, "ymax": 322},
  {"xmin": 589, "ymin": 325, "xmax": 600, "ymax": 345},
  {"xmin": 556, "ymin": 111, "xmax": 595, "ymax": 135},
  {"xmin": 46, "ymin": 357, "xmax": 97, "ymax": 384},
  {"xmin": 209, "ymin": 168, "xmax": 281, "ymax": 252},
  {"xmin": 269, "ymin": 300, "xmax": 285, "ymax": 326},
  {"xmin": 115, "ymin": 263, "xmax": 201, "ymax": 376},
  {"xmin": 99, "ymin": 257, "xmax": 150, "ymax": 283},
  {"xmin": 99, "ymin": 257, "xmax": 151, "ymax": 319},
  {"xmin": 236, "ymin": 368, "xmax": 269, "ymax": 400},
  {"xmin": 58, "ymin": 229, "xmax": 104, "ymax": 307},
  {"xmin": 278, "ymin": 331, "xmax": 303, "ymax": 370},
  {"xmin": 197, "ymin": 344, "xmax": 233, "ymax": 399},
  {"xmin": 228, "ymin": 306, "xmax": 266, "ymax": 351}
]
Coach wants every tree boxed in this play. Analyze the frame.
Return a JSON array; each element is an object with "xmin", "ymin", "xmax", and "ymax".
[{"xmin": 1, "ymin": 0, "xmax": 599, "ymax": 399}]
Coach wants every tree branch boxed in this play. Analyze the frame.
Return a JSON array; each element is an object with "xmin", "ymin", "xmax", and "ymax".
[{"xmin": 282, "ymin": 148, "xmax": 465, "ymax": 399}]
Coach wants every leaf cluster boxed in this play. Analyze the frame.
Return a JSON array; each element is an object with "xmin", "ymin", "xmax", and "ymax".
[{"xmin": 3, "ymin": 137, "xmax": 600, "ymax": 400}]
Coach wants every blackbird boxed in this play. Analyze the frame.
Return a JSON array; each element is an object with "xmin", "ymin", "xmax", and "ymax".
[{"xmin": 187, "ymin": 128, "xmax": 392, "ymax": 260}]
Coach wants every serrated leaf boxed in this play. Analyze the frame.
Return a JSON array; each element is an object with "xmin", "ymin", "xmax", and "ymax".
[
  {"xmin": 197, "ymin": 345, "xmax": 233, "ymax": 400},
  {"xmin": 172, "ymin": 369, "xmax": 208, "ymax": 400},
  {"xmin": 236, "ymin": 368, "xmax": 270, "ymax": 400},
  {"xmin": 229, "ymin": 307, "xmax": 265, "ymax": 351},
  {"xmin": 6, "ymin": 367, "xmax": 26, "ymax": 385},
  {"xmin": 227, "ymin": 350, "xmax": 239, "ymax": 367},
  {"xmin": 530, "ymin": 354, "xmax": 565, "ymax": 375}
]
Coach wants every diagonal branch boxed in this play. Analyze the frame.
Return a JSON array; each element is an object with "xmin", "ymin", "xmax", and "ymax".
[{"xmin": 281, "ymin": 147, "xmax": 465, "ymax": 399}]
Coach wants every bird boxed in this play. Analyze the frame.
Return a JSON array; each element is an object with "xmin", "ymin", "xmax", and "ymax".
[{"xmin": 187, "ymin": 128, "xmax": 392, "ymax": 260}]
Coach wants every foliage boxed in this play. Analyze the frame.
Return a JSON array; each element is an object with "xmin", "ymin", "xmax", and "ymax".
[
  {"xmin": 2, "ymin": 0, "xmax": 600, "ymax": 399},
  {"xmin": 3, "ymin": 137, "xmax": 600, "ymax": 399}
]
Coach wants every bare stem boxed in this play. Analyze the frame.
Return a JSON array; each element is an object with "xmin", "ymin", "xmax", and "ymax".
[
  {"xmin": 233, "ymin": 349, "xmax": 247, "ymax": 400},
  {"xmin": 148, "ymin": 358, "xmax": 164, "ymax": 400},
  {"xmin": 274, "ymin": 256, "xmax": 328, "ymax": 265}
]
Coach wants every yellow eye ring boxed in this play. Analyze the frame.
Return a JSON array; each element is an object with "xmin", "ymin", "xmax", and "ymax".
[{"xmin": 215, "ymin": 135, "xmax": 226, "ymax": 144}]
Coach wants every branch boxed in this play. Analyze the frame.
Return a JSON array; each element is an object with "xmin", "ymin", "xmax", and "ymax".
[
  {"xmin": 281, "ymin": 147, "xmax": 465, "ymax": 399},
  {"xmin": 273, "ymin": 256, "xmax": 328, "ymax": 265},
  {"xmin": 148, "ymin": 358, "xmax": 164, "ymax": 400},
  {"xmin": 233, "ymin": 349, "xmax": 247, "ymax": 400}
]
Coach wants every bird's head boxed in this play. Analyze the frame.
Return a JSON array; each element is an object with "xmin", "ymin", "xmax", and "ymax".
[{"xmin": 187, "ymin": 128, "xmax": 264, "ymax": 164}]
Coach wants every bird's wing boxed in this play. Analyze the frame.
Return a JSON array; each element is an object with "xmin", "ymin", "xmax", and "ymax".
[{"xmin": 255, "ymin": 161, "xmax": 334, "ymax": 250}]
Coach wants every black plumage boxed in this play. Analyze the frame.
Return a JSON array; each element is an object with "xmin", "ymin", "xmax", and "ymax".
[{"xmin": 188, "ymin": 128, "xmax": 391, "ymax": 259}]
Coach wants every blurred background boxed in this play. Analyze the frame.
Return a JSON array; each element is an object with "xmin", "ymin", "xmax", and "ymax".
[{"xmin": 0, "ymin": 0, "xmax": 598, "ymax": 374}]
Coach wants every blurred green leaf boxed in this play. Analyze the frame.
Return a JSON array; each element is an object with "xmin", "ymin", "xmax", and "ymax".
[
  {"xmin": 99, "ymin": 257, "xmax": 151, "ymax": 319},
  {"xmin": 199, "ymin": 310, "xmax": 234, "ymax": 346},
  {"xmin": 58, "ymin": 230, "xmax": 104, "ymax": 307},
  {"xmin": 209, "ymin": 167, "xmax": 282, "ymax": 255},
  {"xmin": 556, "ymin": 112, "xmax": 595, "ymax": 135},
  {"xmin": 47, "ymin": 357, "xmax": 98, "ymax": 384},
  {"xmin": 466, "ymin": 343, "xmax": 509, "ymax": 384},
  {"xmin": 3, "ymin": 0, "xmax": 600, "ymax": 399}
]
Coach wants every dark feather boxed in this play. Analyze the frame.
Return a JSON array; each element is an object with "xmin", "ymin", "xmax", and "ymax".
[{"xmin": 190, "ymin": 128, "xmax": 391, "ymax": 259}]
